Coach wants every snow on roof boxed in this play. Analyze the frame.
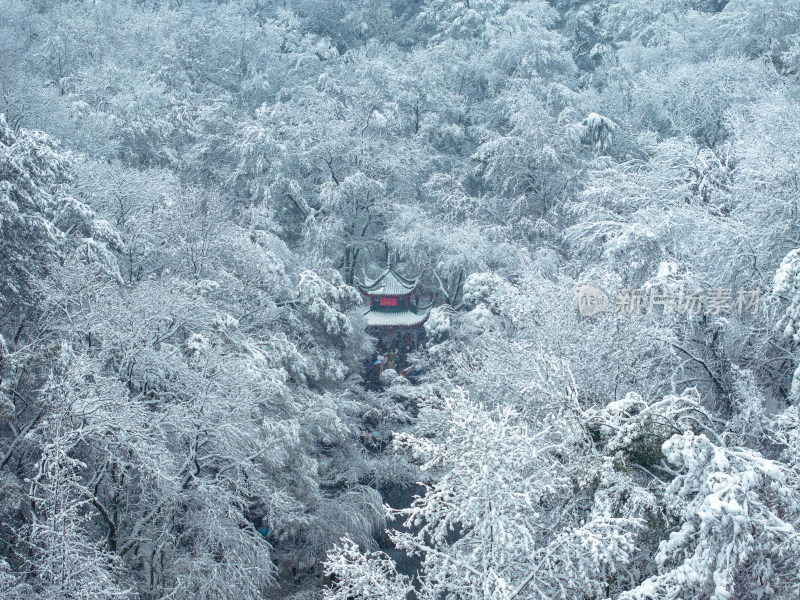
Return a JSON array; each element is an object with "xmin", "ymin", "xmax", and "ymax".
[
  {"xmin": 364, "ymin": 306, "xmax": 429, "ymax": 328},
  {"xmin": 358, "ymin": 267, "xmax": 418, "ymax": 296}
]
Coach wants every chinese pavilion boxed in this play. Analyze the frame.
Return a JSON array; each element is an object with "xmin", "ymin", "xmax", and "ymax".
[{"xmin": 358, "ymin": 266, "xmax": 431, "ymax": 351}]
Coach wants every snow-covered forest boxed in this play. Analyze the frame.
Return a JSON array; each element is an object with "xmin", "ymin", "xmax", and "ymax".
[{"xmin": 2, "ymin": 1, "xmax": 800, "ymax": 598}]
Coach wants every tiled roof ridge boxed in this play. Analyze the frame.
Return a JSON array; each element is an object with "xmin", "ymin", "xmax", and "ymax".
[
  {"xmin": 363, "ymin": 304, "xmax": 430, "ymax": 328},
  {"xmin": 358, "ymin": 266, "xmax": 418, "ymax": 296}
]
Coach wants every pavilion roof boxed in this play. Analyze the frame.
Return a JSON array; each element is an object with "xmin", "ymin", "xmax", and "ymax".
[
  {"xmin": 363, "ymin": 305, "xmax": 430, "ymax": 328},
  {"xmin": 358, "ymin": 267, "xmax": 418, "ymax": 296}
]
